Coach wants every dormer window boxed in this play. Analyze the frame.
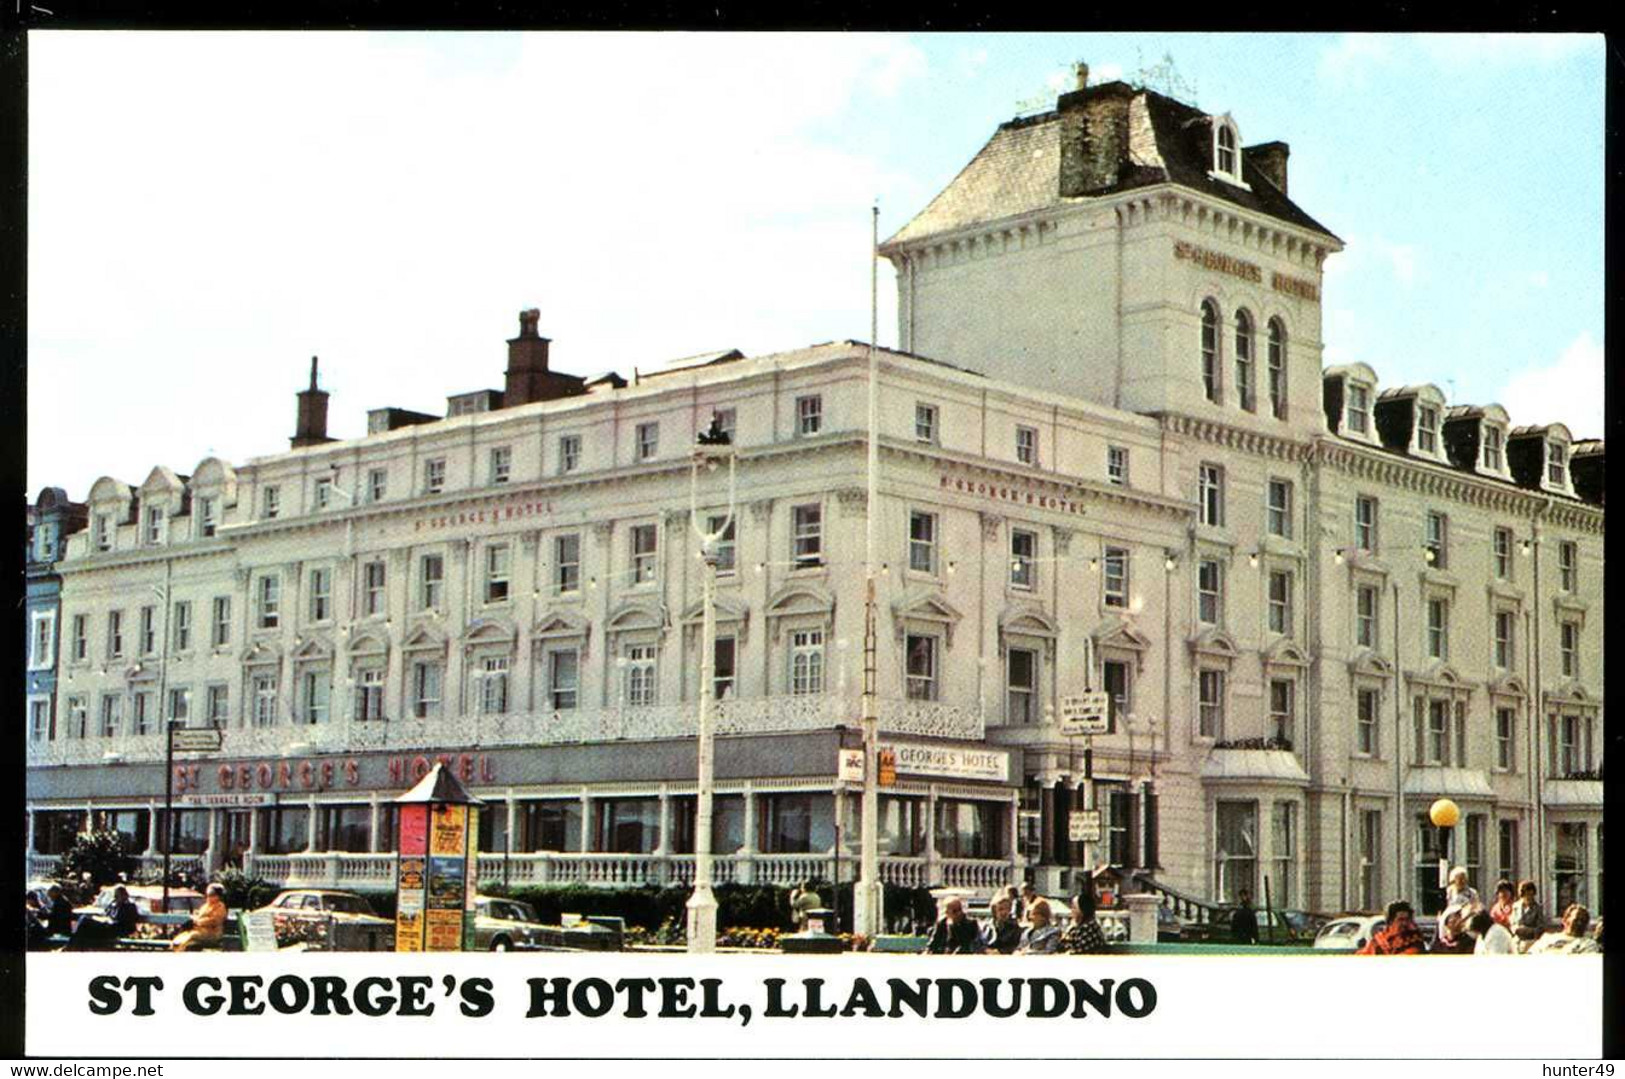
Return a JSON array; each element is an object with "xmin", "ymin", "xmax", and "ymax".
[
  {"xmin": 1482, "ymin": 426, "xmax": 1504, "ymax": 472},
  {"xmin": 1547, "ymin": 441, "xmax": 1567, "ymax": 487},
  {"xmin": 1346, "ymin": 384, "xmax": 1371, "ymax": 435},
  {"xmin": 1416, "ymin": 405, "xmax": 1440, "ymax": 455},
  {"xmin": 1210, "ymin": 117, "xmax": 1248, "ymax": 187}
]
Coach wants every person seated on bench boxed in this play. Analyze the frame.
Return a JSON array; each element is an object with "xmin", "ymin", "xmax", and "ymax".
[
  {"xmin": 172, "ymin": 883, "xmax": 228, "ymax": 952},
  {"xmin": 65, "ymin": 885, "xmax": 140, "ymax": 950}
]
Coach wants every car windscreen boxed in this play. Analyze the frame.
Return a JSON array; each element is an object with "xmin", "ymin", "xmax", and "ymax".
[{"xmin": 1319, "ymin": 921, "xmax": 1361, "ymax": 938}]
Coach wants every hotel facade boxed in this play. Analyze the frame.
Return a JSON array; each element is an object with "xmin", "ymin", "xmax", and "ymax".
[{"xmin": 25, "ymin": 71, "xmax": 1604, "ymax": 921}]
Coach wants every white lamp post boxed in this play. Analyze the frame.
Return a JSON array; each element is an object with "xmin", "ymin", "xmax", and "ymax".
[{"xmin": 686, "ymin": 422, "xmax": 737, "ymax": 953}]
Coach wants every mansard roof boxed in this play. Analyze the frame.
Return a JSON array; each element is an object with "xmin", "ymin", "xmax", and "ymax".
[{"xmin": 884, "ymin": 83, "xmax": 1336, "ymax": 250}]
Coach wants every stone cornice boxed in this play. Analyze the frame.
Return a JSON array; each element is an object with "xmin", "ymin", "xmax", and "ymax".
[
  {"xmin": 1154, "ymin": 412, "xmax": 1315, "ymax": 464},
  {"xmin": 1315, "ymin": 438, "xmax": 1604, "ymax": 534}
]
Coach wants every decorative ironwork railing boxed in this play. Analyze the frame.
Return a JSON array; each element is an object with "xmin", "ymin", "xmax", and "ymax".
[{"xmin": 25, "ymin": 694, "xmax": 984, "ymax": 766}]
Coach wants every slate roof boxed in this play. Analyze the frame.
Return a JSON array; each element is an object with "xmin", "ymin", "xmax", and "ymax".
[{"xmin": 884, "ymin": 83, "xmax": 1338, "ymax": 250}]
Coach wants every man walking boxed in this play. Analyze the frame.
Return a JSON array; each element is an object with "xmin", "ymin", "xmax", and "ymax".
[{"xmin": 1231, "ymin": 889, "xmax": 1260, "ymax": 944}]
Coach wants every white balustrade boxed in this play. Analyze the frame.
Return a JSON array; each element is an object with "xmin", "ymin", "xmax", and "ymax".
[
  {"xmin": 25, "ymin": 693, "xmax": 984, "ymax": 768},
  {"xmin": 938, "ymin": 858, "xmax": 1016, "ymax": 890}
]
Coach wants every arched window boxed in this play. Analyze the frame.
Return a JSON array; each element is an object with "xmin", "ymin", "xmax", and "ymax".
[
  {"xmin": 1200, "ymin": 300, "xmax": 1221, "ymax": 403},
  {"xmin": 1234, "ymin": 309, "xmax": 1255, "ymax": 412},
  {"xmin": 1216, "ymin": 124, "xmax": 1237, "ymax": 177},
  {"xmin": 1267, "ymin": 318, "xmax": 1287, "ymax": 419}
]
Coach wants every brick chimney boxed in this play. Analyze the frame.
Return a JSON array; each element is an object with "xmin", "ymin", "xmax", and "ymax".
[
  {"xmin": 503, "ymin": 308, "xmax": 586, "ymax": 408},
  {"xmin": 1058, "ymin": 79, "xmax": 1135, "ymax": 198},
  {"xmin": 1247, "ymin": 141, "xmax": 1290, "ymax": 194},
  {"xmin": 291, "ymin": 356, "xmax": 333, "ymax": 448}
]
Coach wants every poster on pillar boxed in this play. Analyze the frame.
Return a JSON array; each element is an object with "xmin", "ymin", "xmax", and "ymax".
[{"xmin": 395, "ymin": 803, "xmax": 429, "ymax": 954}]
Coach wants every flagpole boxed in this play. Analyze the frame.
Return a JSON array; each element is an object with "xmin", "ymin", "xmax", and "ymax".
[{"xmin": 855, "ymin": 202, "xmax": 883, "ymax": 938}]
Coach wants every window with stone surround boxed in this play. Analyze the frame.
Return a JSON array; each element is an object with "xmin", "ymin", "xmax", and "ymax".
[{"xmin": 1200, "ymin": 300, "xmax": 1221, "ymax": 403}]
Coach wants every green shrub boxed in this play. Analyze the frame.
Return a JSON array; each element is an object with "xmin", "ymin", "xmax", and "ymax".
[{"xmin": 58, "ymin": 830, "xmax": 138, "ymax": 900}]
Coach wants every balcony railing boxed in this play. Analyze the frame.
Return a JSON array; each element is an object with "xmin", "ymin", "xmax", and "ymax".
[{"xmin": 25, "ymin": 694, "xmax": 984, "ymax": 767}]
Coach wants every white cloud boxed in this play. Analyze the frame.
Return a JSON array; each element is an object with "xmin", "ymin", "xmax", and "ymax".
[
  {"xmin": 26, "ymin": 32, "xmax": 924, "ymax": 496},
  {"xmin": 1497, "ymin": 331, "xmax": 1605, "ymax": 438},
  {"xmin": 1317, "ymin": 34, "xmax": 1392, "ymax": 85},
  {"xmin": 1320, "ymin": 32, "xmax": 1596, "ymax": 84}
]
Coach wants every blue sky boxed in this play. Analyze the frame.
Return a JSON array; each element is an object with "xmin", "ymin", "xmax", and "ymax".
[{"xmin": 27, "ymin": 32, "xmax": 1604, "ymax": 498}]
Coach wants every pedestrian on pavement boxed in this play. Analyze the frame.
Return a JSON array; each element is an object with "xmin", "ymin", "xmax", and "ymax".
[
  {"xmin": 1510, "ymin": 880, "xmax": 1545, "ymax": 952},
  {"xmin": 1469, "ymin": 910, "xmax": 1515, "ymax": 955},
  {"xmin": 790, "ymin": 879, "xmax": 822, "ymax": 931},
  {"xmin": 1444, "ymin": 867, "xmax": 1482, "ymax": 917},
  {"xmin": 172, "ymin": 883, "xmax": 228, "ymax": 952},
  {"xmin": 926, "ymin": 897, "xmax": 983, "ymax": 954},
  {"xmin": 1488, "ymin": 880, "xmax": 1516, "ymax": 930},
  {"xmin": 1231, "ymin": 889, "xmax": 1260, "ymax": 944},
  {"xmin": 1017, "ymin": 898, "xmax": 1062, "ymax": 955},
  {"xmin": 1528, "ymin": 904, "xmax": 1601, "ymax": 955},
  {"xmin": 1358, "ymin": 900, "xmax": 1428, "ymax": 955},
  {"xmin": 980, "ymin": 895, "xmax": 1022, "ymax": 955},
  {"xmin": 1058, "ymin": 891, "xmax": 1107, "ymax": 954},
  {"xmin": 1431, "ymin": 909, "xmax": 1475, "ymax": 954},
  {"xmin": 43, "ymin": 884, "xmax": 73, "ymax": 938},
  {"xmin": 65, "ymin": 885, "xmax": 140, "ymax": 951},
  {"xmin": 1018, "ymin": 883, "xmax": 1038, "ymax": 926}
]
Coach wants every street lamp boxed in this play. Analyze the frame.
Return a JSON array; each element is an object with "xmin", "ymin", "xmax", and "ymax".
[{"xmin": 686, "ymin": 416, "xmax": 737, "ymax": 954}]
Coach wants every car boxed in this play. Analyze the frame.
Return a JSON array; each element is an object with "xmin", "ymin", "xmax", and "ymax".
[
  {"xmin": 252, "ymin": 889, "xmax": 395, "ymax": 950},
  {"xmin": 1200, "ymin": 904, "xmax": 1316, "ymax": 943},
  {"xmin": 72, "ymin": 884, "xmax": 204, "ymax": 922},
  {"xmin": 473, "ymin": 896, "xmax": 548, "ymax": 951},
  {"xmin": 1313, "ymin": 914, "xmax": 1387, "ymax": 952},
  {"xmin": 256, "ymin": 889, "xmax": 388, "ymax": 920}
]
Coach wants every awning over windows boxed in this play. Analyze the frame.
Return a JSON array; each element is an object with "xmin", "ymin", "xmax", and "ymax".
[
  {"xmin": 1200, "ymin": 748, "xmax": 1309, "ymax": 785},
  {"xmin": 1542, "ymin": 779, "xmax": 1603, "ymax": 808},
  {"xmin": 1400, "ymin": 767, "xmax": 1494, "ymax": 799}
]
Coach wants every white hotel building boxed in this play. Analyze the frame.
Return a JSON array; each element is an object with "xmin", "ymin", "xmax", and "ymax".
[{"xmin": 26, "ymin": 71, "xmax": 1603, "ymax": 920}]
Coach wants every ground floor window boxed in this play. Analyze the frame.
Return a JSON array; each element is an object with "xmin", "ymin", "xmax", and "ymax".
[
  {"xmin": 596, "ymin": 797, "xmax": 660, "ymax": 854},
  {"xmin": 1359, "ymin": 809, "xmax": 1382, "ymax": 911},
  {"xmin": 34, "ymin": 810, "xmax": 88, "ymax": 855},
  {"xmin": 220, "ymin": 810, "xmax": 252, "ymax": 866},
  {"xmin": 1214, "ymin": 800, "xmax": 1257, "ymax": 903},
  {"xmin": 1497, "ymin": 818, "xmax": 1519, "ymax": 888},
  {"xmin": 933, "ymin": 799, "xmax": 1006, "ymax": 860},
  {"xmin": 877, "ymin": 795, "xmax": 926, "ymax": 857},
  {"xmin": 758, "ymin": 792, "xmax": 834, "ymax": 854},
  {"xmin": 316, "ymin": 804, "xmax": 371, "ymax": 853},
  {"xmin": 517, "ymin": 800, "xmax": 581, "ymax": 853},
  {"xmin": 478, "ymin": 806, "xmax": 509, "ymax": 854},
  {"xmin": 157, "ymin": 809, "xmax": 210, "ymax": 855},
  {"xmin": 1554, "ymin": 822, "xmax": 1588, "ymax": 911},
  {"xmin": 1106, "ymin": 786, "xmax": 1138, "ymax": 867},
  {"xmin": 669, "ymin": 794, "xmax": 746, "ymax": 855},
  {"xmin": 1414, "ymin": 812, "xmax": 1451, "ymax": 915},
  {"xmin": 259, "ymin": 807, "xmax": 310, "ymax": 855},
  {"xmin": 1271, "ymin": 801, "xmax": 1297, "ymax": 907}
]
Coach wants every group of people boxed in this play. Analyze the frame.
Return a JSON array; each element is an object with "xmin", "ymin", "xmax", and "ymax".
[
  {"xmin": 1361, "ymin": 870, "xmax": 1603, "ymax": 956},
  {"xmin": 25, "ymin": 882, "xmax": 230, "ymax": 952},
  {"xmin": 926, "ymin": 883, "xmax": 1107, "ymax": 956}
]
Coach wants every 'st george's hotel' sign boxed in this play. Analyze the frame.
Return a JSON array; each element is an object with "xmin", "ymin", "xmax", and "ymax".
[
  {"xmin": 171, "ymin": 750, "xmax": 498, "ymax": 797},
  {"xmin": 1174, "ymin": 240, "xmax": 1320, "ymax": 302}
]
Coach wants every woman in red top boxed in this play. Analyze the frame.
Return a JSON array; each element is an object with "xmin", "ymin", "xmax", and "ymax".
[
  {"xmin": 1488, "ymin": 880, "xmax": 1516, "ymax": 929},
  {"xmin": 1359, "ymin": 901, "xmax": 1428, "ymax": 955}
]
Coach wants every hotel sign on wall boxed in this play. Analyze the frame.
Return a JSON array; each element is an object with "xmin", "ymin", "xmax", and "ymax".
[
  {"xmin": 939, "ymin": 475, "xmax": 1088, "ymax": 517},
  {"xmin": 1173, "ymin": 240, "xmax": 1320, "ymax": 302},
  {"xmin": 881, "ymin": 741, "xmax": 1010, "ymax": 782},
  {"xmin": 411, "ymin": 498, "xmax": 556, "ymax": 535}
]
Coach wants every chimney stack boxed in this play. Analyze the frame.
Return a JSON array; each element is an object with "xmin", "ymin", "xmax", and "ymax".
[
  {"xmin": 291, "ymin": 356, "xmax": 333, "ymax": 448},
  {"xmin": 1246, "ymin": 141, "xmax": 1290, "ymax": 194},
  {"xmin": 501, "ymin": 307, "xmax": 587, "ymax": 408},
  {"xmin": 1073, "ymin": 61, "xmax": 1089, "ymax": 91}
]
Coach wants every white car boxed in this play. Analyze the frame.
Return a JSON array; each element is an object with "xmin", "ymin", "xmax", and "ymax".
[{"xmin": 1313, "ymin": 914, "xmax": 1387, "ymax": 952}]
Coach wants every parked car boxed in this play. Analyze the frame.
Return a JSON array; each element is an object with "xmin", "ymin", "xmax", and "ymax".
[
  {"xmin": 473, "ymin": 896, "xmax": 548, "ymax": 951},
  {"xmin": 252, "ymin": 889, "xmax": 394, "ymax": 951},
  {"xmin": 1314, "ymin": 914, "xmax": 1387, "ymax": 952},
  {"xmin": 73, "ymin": 884, "xmax": 204, "ymax": 923},
  {"xmin": 1191, "ymin": 905, "xmax": 1314, "ymax": 944}
]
